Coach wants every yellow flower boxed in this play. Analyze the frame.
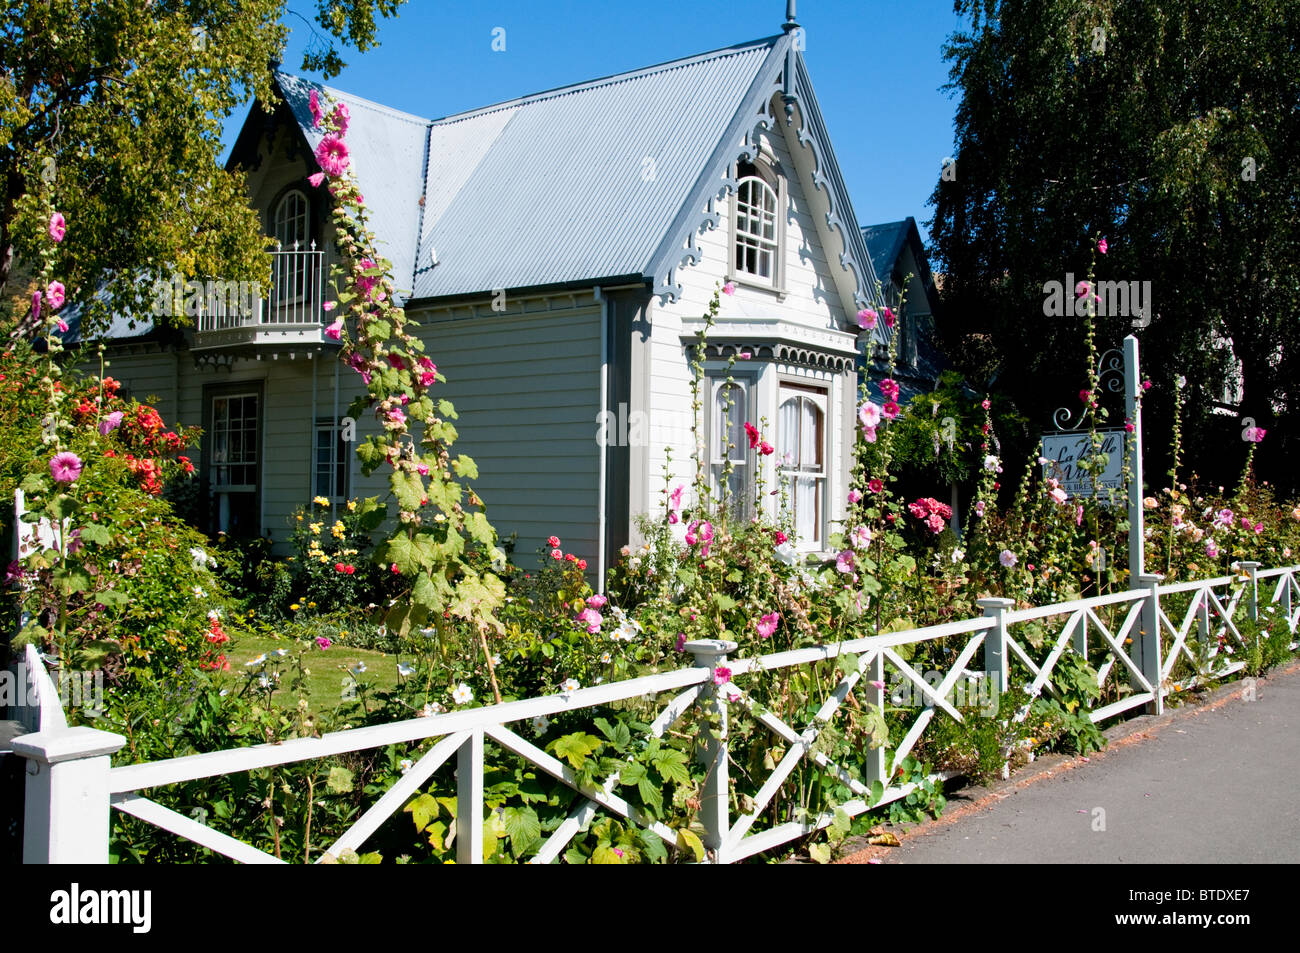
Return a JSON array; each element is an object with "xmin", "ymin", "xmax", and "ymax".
[
  {"xmin": 290, "ymin": 603, "xmax": 301, "ymax": 611},
  {"xmin": 308, "ymin": 601, "xmax": 317, "ymax": 609},
  {"xmin": 296, "ymin": 514, "xmax": 303, "ymax": 521},
  {"xmin": 332, "ymin": 521, "xmax": 345, "ymax": 538},
  {"xmin": 313, "ymin": 496, "xmax": 331, "ymax": 507},
  {"xmin": 347, "ymin": 500, "xmax": 357, "ymax": 512},
  {"xmin": 309, "ymin": 522, "xmax": 323, "ymax": 535}
]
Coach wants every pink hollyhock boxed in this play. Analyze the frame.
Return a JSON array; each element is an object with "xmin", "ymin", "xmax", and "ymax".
[
  {"xmin": 31, "ymin": 291, "xmax": 40, "ymax": 320},
  {"xmin": 315, "ymin": 134, "xmax": 350, "ymax": 176},
  {"xmin": 882, "ymin": 306, "xmax": 896, "ymax": 329},
  {"xmin": 981, "ymin": 397, "xmax": 991, "ymax": 410},
  {"xmin": 325, "ymin": 319, "xmax": 343, "ymax": 340},
  {"xmin": 420, "ymin": 370, "xmax": 437, "ymax": 386},
  {"xmin": 999, "ymin": 549, "xmax": 1017, "ymax": 568},
  {"xmin": 774, "ymin": 530, "xmax": 788, "ymax": 545},
  {"xmin": 417, "ymin": 463, "xmax": 429, "ymax": 476},
  {"xmin": 391, "ymin": 562, "xmax": 401, "ymax": 574},
  {"xmin": 1075, "ymin": 280, "xmax": 1091, "ymax": 298},
  {"xmin": 98, "ymin": 411, "xmax": 124, "ymax": 435},
  {"xmin": 46, "ymin": 281, "xmax": 65, "ymax": 310},
  {"xmin": 744, "ymin": 421, "xmax": 760, "ymax": 450},
  {"xmin": 883, "ymin": 401, "xmax": 900, "ymax": 420},
  {"xmin": 309, "ymin": 89, "xmax": 324, "ymax": 126},
  {"xmin": 836, "ymin": 549, "xmax": 855, "ymax": 574},
  {"xmin": 1142, "ymin": 379, "xmax": 1152, "ymax": 391},
  {"xmin": 698, "ymin": 521, "xmax": 714, "ymax": 558},
  {"xmin": 975, "ymin": 500, "xmax": 986, "ymax": 517},
  {"xmin": 722, "ymin": 282, "xmax": 736, "ymax": 295},
  {"xmin": 880, "ymin": 378, "xmax": 900, "ymax": 401},
  {"xmin": 1124, "ymin": 420, "xmax": 1135, "ymax": 433},
  {"xmin": 308, "ymin": 172, "xmax": 325, "ymax": 188},
  {"xmin": 755, "ymin": 612, "xmax": 780, "ymax": 639},
  {"xmin": 850, "ymin": 525, "xmax": 872, "ymax": 549},
  {"xmin": 49, "ymin": 212, "xmax": 66, "ymax": 243},
  {"xmin": 868, "ymin": 478, "xmax": 884, "ymax": 494},
  {"xmin": 712, "ymin": 666, "xmax": 732, "ymax": 687},
  {"xmin": 333, "ymin": 102, "xmax": 350, "ymax": 137},
  {"xmin": 386, "ymin": 408, "xmax": 406, "ymax": 425},
  {"xmin": 1098, "ymin": 237, "xmax": 1108, "ymax": 255},
  {"xmin": 863, "ymin": 426, "xmax": 877, "ymax": 443},
  {"xmin": 1049, "ymin": 487, "xmax": 1067, "ymax": 504},
  {"xmin": 859, "ymin": 401, "xmax": 882, "ymax": 430},
  {"xmin": 759, "ymin": 440, "xmax": 774, "ymax": 456},
  {"xmin": 675, "ymin": 633, "xmax": 687, "ymax": 652},
  {"xmin": 847, "ymin": 489, "xmax": 863, "ymax": 504},
  {"xmin": 50, "ymin": 451, "xmax": 82, "ymax": 483},
  {"xmin": 316, "ymin": 636, "xmax": 332, "ymax": 649},
  {"xmin": 56, "ymin": 318, "xmax": 68, "ymax": 333},
  {"xmin": 387, "ymin": 351, "xmax": 405, "ymax": 370},
  {"xmin": 856, "ymin": 309, "xmax": 878, "ymax": 330},
  {"xmin": 669, "ymin": 485, "xmax": 683, "ymax": 510},
  {"xmin": 1079, "ymin": 389, "xmax": 1092, "ymax": 404},
  {"xmin": 667, "ymin": 510, "xmax": 679, "ymax": 524}
]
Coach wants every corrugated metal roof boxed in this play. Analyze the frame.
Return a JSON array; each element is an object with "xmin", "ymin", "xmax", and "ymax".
[
  {"xmin": 411, "ymin": 38, "xmax": 780, "ymax": 299},
  {"xmin": 860, "ymin": 219, "xmax": 910, "ymax": 284},
  {"xmin": 275, "ymin": 72, "xmax": 430, "ymax": 300}
]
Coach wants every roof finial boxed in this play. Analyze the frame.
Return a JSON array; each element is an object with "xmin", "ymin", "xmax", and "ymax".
[{"xmin": 782, "ymin": 0, "xmax": 799, "ymax": 33}]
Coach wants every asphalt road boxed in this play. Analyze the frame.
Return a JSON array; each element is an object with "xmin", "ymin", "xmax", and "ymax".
[{"xmin": 862, "ymin": 662, "xmax": 1300, "ymax": 864}]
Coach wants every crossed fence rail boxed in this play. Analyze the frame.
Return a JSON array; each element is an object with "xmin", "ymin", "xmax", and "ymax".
[{"xmin": 12, "ymin": 562, "xmax": 1299, "ymax": 864}]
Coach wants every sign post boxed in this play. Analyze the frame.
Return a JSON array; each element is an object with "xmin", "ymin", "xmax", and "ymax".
[{"xmin": 1124, "ymin": 334, "xmax": 1144, "ymax": 582}]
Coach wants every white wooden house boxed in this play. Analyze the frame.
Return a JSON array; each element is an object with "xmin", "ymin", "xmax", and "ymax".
[{"xmin": 91, "ymin": 14, "xmax": 910, "ymax": 577}]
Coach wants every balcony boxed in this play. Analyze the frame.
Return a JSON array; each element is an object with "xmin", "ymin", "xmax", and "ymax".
[{"xmin": 192, "ymin": 247, "xmax": 334, "ymax": 353}]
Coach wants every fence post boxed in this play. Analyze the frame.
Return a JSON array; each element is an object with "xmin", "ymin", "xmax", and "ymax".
[
  {"xmin": 685, "ymin": 638, "xmax": 736, "ymax": 864},
  {"xmin": 456, "ymin": 729, "xmax": 484, "ymax": 865},
  {"xmin": 11, "ymin": 726, "xmax": 124, "ymax": 863},
  {"xmin": 1133, "ymin": 573, "xmax": 1165, "ymax": 715},
  {"xmin": 976, "ymin": 598, "xmax": 1013, "ymax": 700},
  {"xmin": 1241, "ymin": 562, "xmax": 1260, "ymax": 622},
  {"xmin": 863, "ymin": 651, "xmax": 887, "ymax": 791}
]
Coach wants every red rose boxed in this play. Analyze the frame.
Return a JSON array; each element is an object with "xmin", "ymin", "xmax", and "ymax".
[
  {"xmin": 345, "ymin": 564, "xmax": 355, "ymax": 575},
  {"xmin": 335, "ymin": 562, "xmax": 345, "ymax": 572},
  {"xmin": 547, "ymin": 535, "xmax": 561, "ymax": 547},
  {"xmin": 576, "ymin": 559, "xmax": 587, "ymax": 570}
]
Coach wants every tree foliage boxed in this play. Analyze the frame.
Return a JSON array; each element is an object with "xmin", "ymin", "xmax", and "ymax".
[
  {"xmin": 929, "ymin": 0, "xmax": 1300, "ymax": 492},
  {"xmin": 0, "ymin": 0, "xmax": 406, "ymax": 335}
]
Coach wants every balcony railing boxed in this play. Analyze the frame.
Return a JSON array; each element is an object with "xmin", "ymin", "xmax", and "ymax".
[{"xmin": 193, "ymin": 246, "xmax": 329, "ymax": 350}]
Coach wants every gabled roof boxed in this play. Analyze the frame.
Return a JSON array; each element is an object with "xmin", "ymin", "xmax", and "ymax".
[
  {"xmin": 860, "ymin": 217, "xmax": 933, "ymax": 293},
  {"xmin": 246, "ymin": 32, "xmax": 881, "ymax": 313},
  {"xmin": 272, "ymin": 72, "xmax": 430, "ymax": 299}
]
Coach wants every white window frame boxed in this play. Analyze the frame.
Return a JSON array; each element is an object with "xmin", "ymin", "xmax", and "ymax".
[
  {"xmin": 314, "ymin": 416, "xmax": 350, "ymax": 503},
  {"xmin": 777, "ymin": 382, "xmax": 829, "ymax": 550},
  {"xmin": 272, "ymin": 190, "xmax": 311, "ymax": 306},
  {"xmin": 729, "ymin": 159, "xmax": 786, "ymax": 295},
  {"xmin": 708, "ymin": 373, "xmax": 756, "ymax": 518}
]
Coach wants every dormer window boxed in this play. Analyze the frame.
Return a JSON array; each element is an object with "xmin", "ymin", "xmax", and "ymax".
[{"xmin": 731, "ymin": 159, "xmax": 786, "ymax": 292}]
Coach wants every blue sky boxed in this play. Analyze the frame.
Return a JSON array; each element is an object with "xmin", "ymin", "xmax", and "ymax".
[{"xmin": 222, "ymin": 0, "xmax": 966, "ymax": 243}]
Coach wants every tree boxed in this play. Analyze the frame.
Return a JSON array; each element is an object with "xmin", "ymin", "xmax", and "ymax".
[
  {"xmin": 0, "ymin": 0, "xmax": 405, "ymax": 334},
  {"xmin": 929, "ymin": 0, "xmax": 1300, "ymax": 492}
]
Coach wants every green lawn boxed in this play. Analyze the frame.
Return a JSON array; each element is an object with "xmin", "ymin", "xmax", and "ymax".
[{"xmin": 222, "ymin": 633, "xmax": 404, "ymax": 714}]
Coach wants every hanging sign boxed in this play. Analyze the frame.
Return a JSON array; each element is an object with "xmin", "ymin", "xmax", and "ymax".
[{"xmin": 1040, "ymin": 429, "xmax": 1125, "ymax": 499}]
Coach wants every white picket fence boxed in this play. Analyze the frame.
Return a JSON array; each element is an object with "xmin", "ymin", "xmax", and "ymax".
[{"xmin": 12, "ymin": 562, "xmax": 1300, "ymax": 864}]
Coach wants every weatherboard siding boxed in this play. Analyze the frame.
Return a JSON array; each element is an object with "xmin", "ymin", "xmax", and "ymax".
[{"xmin": 414, "ymin": 305, "xmax": 603, "ymax": 567}]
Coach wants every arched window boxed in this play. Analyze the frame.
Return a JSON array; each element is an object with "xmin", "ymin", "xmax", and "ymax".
[
  {"xmin": 272, "ymin": 190, "xmax": 310, "ymax": 305},
  {"xmin": 733, "ymin": 160, "xmax": 780, "ymax": 283},
  {"xmin": 778, "ymin": 384, "xmax": 827, "ymax": 547}
]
